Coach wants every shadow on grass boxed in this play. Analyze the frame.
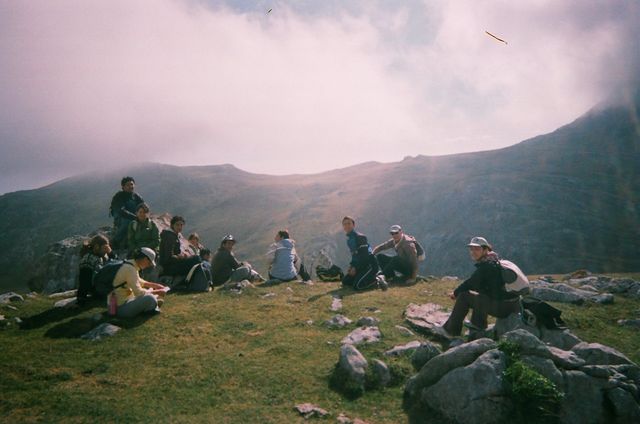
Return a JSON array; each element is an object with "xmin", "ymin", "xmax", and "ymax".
[
  {"xmin": 43, "ymin": 312, "xmax": 156, "ymax": 339},
  {"xmin": 19, "ymin": 300, "xmax": 102, "ymax": 330}
]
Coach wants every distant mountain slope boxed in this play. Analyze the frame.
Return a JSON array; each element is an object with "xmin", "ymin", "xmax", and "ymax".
[{"xmin": 0, "ymin": 95, "xmax": 638, "ymax": 290}]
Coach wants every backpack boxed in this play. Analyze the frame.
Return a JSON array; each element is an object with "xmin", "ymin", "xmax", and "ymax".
[
  {"xmin": 499, "ymin": 259, "xmax": 530, "ymax": 295},
  {"xmin": 316, "ymin": 265, "xmax": 344, "ymax": 282},
  {"xmin": 415, "ymin": 241, "xmax": 426, "ymax": 262},
  {"xmin": 521, "ymin": 297, "xmax": 567, "ymax": 329},
  {"xmin": 93, "ymin": 261, "xmax": 131, "ymax": 298},
  {"xmin": 185, "ymin": 262, "xmax": 212, "ymax": 292}
]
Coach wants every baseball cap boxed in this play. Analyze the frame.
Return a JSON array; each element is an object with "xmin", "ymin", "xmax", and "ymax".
[
  {"xmin": 467, "ymin": 236, "xmax": 491, "ymax": 248},
  {"xmin": 139, "ymin": 247, "xmax": 156, "ymax": 267},
  {"xmin": 222, "ymin": 234, "xmax": 236, "ymax": 243},
  {"xmin": 389, "ymin": 225, "xmax": 403, "ymax": 234}
]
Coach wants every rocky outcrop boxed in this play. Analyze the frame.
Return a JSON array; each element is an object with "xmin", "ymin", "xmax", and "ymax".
[{"xmin": 404, "ymin": 303, "xmax": 451, "ymax": 336}]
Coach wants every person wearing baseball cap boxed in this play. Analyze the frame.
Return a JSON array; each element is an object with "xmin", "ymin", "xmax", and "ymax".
[
  {"xmin": 432, "ymin": 236, "xmax": 520, "ymax": 339},
  {"xmin": 372, "ymin": 225, "xmax": 422, "ymax": 284},
  {"xmin": 211, "ymin": 235, "xmax": 264, "ymax": 285}
]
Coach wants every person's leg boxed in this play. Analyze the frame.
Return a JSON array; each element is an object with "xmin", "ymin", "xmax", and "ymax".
[
  {"xmin": 116, "ymin": 294, "xmax": 158, "ymax": 318},
  {"xmin": 298, "ymin": 262, "xmax": 311, "ymax": 281},
  {"xmin": 342, "ymin": 273, "xmax": 355, "ymax": 288},
  {"xmin": 376, "ymin": 254, "xmax": 393, "ymax": 278},
  {"xmin": 230, "ymin": 266, "xmax": 251, "ymax": 282},
  {"xmin": 443, "ymin": 291, "xmax": 479, "ymax": 336},
  {"xmin": 353, "ymin": 265, "xmax": 378, "ymax": 291}
]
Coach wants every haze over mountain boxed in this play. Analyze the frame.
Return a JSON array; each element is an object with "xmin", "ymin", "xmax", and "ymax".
[{"xmin": 0, "ymin": 94, "xmax": 638, "ymax": 291}]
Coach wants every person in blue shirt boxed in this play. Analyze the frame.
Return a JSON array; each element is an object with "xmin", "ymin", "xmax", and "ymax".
[{"xmin": 341, "ymin": 216, "xmax": 386, "ymax": 291}]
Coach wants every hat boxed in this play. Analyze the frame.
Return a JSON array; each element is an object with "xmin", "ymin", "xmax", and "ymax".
[
  {"xmin": 389, "ymin": 225, "xmax": 403, "ymax": 234},
  {"xmin": 467, "ymin": 236, "xmax": 491, "ymax": 248},
  {"xmin": 139, "ymin": 247, "xmax": 156, "ymax": 267},
  {"xmin": 222, "ymin": 234, "xmax": 236, "ymax": 243}
]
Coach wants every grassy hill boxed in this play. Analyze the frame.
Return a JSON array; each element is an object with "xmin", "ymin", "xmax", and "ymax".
[
  {"xmin": 2, "ymin": 276, "xmax": 639, "ymax": 423},
  {"xmin": 0, "ymin": 94, "xmax": 638, "ymax": 292}
]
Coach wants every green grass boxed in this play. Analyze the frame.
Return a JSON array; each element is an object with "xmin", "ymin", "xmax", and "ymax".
[{"xmin": 1, "ymin": 276, "xmax": 639, "ymax": 423}]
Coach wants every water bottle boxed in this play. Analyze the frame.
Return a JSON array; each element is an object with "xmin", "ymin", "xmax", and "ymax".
[{"xmin": 109, "ymin": 292, "xmax": 118, "ymax": 316}]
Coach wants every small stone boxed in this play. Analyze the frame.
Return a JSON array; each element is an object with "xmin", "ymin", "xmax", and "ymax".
[
  {"xmin": 0, "ymin": 292, "xmax": 25, "ymax": 304},
  {"xmin": 306, "ymin": 320, "xmax": 314, "ymax": 326},
  {"xmin": 325, "ymin": 314, "xmax": 353, "ymax": 328},
  {"xmin": 371, "ymin": 359, "xmax": 391, "ymax": 387},
  {"xmin": 442, "ymin": 276, "xmax": 459, "ymax": 281},
  {"xmin": 618, "ymin": 319, "xmax": 640, "ymax": 328},
  {"xmin": 341, "ymin": 326, "xmax": 382, "ymax": 345},
  {"xmin": 54, "ymin": 297, "xmax": 77, "ymax": 308},
  {"xmin": 260, "ymin": 292, "xmax": 276, "ymax": 299},
  {"xmin": 81, "ymin": 323, "xmax": 121, "ymax": 341},
  {"xmin": 13, "ymin": 317, "xmax": 22, "ymax": 324},
  {"xmin": 3, "ymin": 305, "xmax": 18, "ymax": 311},
  {"xmin": 286, "ymin": 287, "xmax": 294, "ymax": 293},
  {"xmin": 385, "ymin": 340, "xmax": 422, "ymax": 357},
  {"xmin": 48, "ymin": 290, "xmax": 78, "ymax": 299},
  {"xmin": 411, "ymin": 341, "xmax": 442, "ymax": 371},
  {"xmin": 395, "ymin": 325, "xmax": 415, "ymax": 337},
  {"xmin": 330, "ymin": 296, "xmax": 343, "ymax": 312},
  {"xmin": 294, "ymin": 403, "xmax": 329, "ymax": 419},
  {"xmin": 356, "ymin": 316, "xmax": 379, "ymax": 326}
]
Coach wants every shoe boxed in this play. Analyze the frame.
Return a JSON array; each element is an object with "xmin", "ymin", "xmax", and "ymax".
[
  {"xmin": 463, "ymin": 320, "xmax": 483, "ymax": 331},
  {"xmin": 377, "ymin": 275, "xmax": 389, "ymax": 291},
  {"xmin": 431, "ymin": 325, "xmax": 455, "ymax": 339}
]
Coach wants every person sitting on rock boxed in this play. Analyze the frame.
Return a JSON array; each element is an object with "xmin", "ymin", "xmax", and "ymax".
[
  {"xmin": 341, "ymin": 216, "xmax": 386, "ymax": 291},
  {"xmin": 186, "ymin": 232, "xmax": 204, "ymax": 256},
  {"xmin": 159, "ymin": 216, "xmax": 202, "ymax": 277},
  {"xmin": 266, "ymin": 230, "xmax": 311, "ymax": 283},
  {"xmin": 127, "ymin": 203, "xmax": 160, "ymax": 254},
  {"xmin": 78, "ymin": 234, "xmax": 115, "ymax": 306},
  {"xmin": 211, "ymin": 235, "xmax": 263, "ymax": 286},
  {"xmin": 109, "ymin": 247, "xmax": 167, "ymax": 318},
  {"xmin": 372, "ymin": 224, "xmax": 419, "ymax": 284},
  {"xmin": 109, "ymin": 176, "xmax": 145, "ymax": 250},
  {"xmin": 199, "ymin": 248, "xmax": 212, "ymax": 263},
  {"xmin": 433, "ymin": 237, "xmax": 520, "ymax": 339}
]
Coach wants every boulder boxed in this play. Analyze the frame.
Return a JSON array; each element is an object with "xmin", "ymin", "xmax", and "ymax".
[
  {"xmin": 539, "ymin": 327, "xmax": 583, "ymax": 350},
  {"xmin": 404, "ymin": 303, "xmax": 450, "ymax": 335},
  {"xmin": 411, "ymin": 342, "xmax": 442, "ymax": 371},
  {"xmin": 571, "ymin": 342, "xmax": 633, "ymax": 366},
  {"xmin": 356, "ymin": 316, "xmax": 379, "ymax": 327},
  {"xmin": 341, "ymin": 327, "xmax": 382, "ymax": 346},
  {"xmin": 81, "ymin": 323, "xmax": 121, "ymax": 341},
  {"xmin": 0, "ymin": 292, "xmax": 24, "ymax": 304},
  {"xmin": 423, "ymin": 349, "xmax": 511, "ymax": 424},
  {"xmin": 394, "ymin": 325, "xmax": 415, "ymax": 337},
  {"xmin": 294, "ymin": 403, "xmax": 329, "ymax": 419},
  {"xmin": 371, "ymin": 359, "xmax": 391, "ymax": 387},
  {"xmin": 338, "ymin": 344, "xmax": 368, "ymax": 387},
  {"xmin": 559, "ymin": 371, "xmax": 608, "ymax": 424},
  {"xmin": 501, "ymin": 329, "xmax": 585, "ymax": 369},
  {"xmin": 520, "ymin": 355, "xmax": 564, "ymax": 388},
  {"xmin": 325, "ymin": 314, "xmax": 352, "ymax": 328},
  {"xmin": 605, "ymin": 387, "xmax": 640, "ymax": 422},
  {"xmin": 384, "ymin": 340, "xmax": 422, "ymax": 357},
  {"xmin": 530, "ymin": 281, "xmax": 614, "ymax": 305},
  {"xmin": 494, "ymin": 312, "xmax": 540, "ymax": 339}
]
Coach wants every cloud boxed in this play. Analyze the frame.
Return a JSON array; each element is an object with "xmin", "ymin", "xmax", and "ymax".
[{"xmin": 0, "ymin": 0, "xmax": 637, "ymax": 194}]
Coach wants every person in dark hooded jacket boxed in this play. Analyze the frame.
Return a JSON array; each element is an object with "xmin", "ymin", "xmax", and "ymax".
[
  {"xmin": 109, "ymin": 176, "xmax": 144, "ymax": 249},
  {"xmin": 158, "ymin": 215, "xmax": 201, "ymax": 277}
]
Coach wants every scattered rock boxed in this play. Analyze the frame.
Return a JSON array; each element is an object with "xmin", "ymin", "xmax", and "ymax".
[
  {"xmin": 494, "ymin": 312, "xmax": 540, "ymax": 339},
  {"xmin": 341, "ymin": 327, "xmax": 382, "ymax": 345},
  {"xmin": 411, "ymin": 342, "xmax": 442, "ymax": 371},
  {"xmin": 330, "ymin": 296, "xmax": 343, "ymax": 312},
  {"xmin": 294, "ymin": 403, "xmax": 329, "ymax": 419},
  {"xmin": 539, "ymin": 326, "xmax": 583, "ymax": 350},
  {"xmin": 371, "ymin": 359, "xmax": 391, "ymax": 387},
  {"xmin": 286, "ymin": 287, "xmax": 294, "ymax": 293},
  {"xmin": 54, "ymin": 297, "xmax": 77, "ymax": 308},
  {"xmin": 571, "ymin": 342, "xmax": 633, "ymax": 366},
  {"xmin": 337, "ymin": 413, "xmax": 370, "ymax": 424},
  {"xmin": 222, "ymin": 280, "xmax": 255, "ymax": 292},
  {"xmin": 260, "ymin": 292, "xmax": 276, "ymax": 299},
  {"xmin": 618, "ymin": 319, "xmax": 640, "ymax": 328},
  {"xmin": 384, "ymin": 340, "xmax": 422, "ymax": 357},
  {"xmin": 394, "ymin": 325, "xmax": 415, "ymax": 337},
  {"xmin": 13, "ymin": 317, "xmax": 22, "ymax": 325},
  {"xmin": 560, "ymin": 370, "xmax": 608, "ymax": 423},
  {"xmin": 605, "ymin": 387, "xmax": 640, "ymax": 422},
  {"xmin": 48, "ymin": 289, "xmax": 78, "ymax": 299},
  {"xmin": 3, "ymin": 304, "xmax": 18, "ymax": 311},
  {"xmin": 441, "ymin": 276, "xmax": 459, "ymax": 281},
  {"xmin": 356, "ymin": 316, "xmax": 379, "ymax": 327},
  {"xmin": 0, "ymin": 292, "xmax": 24, "ymax": 304},
  {"xmin": 502, "ymin": 329, "xmax": 585, "ymax": 369},
  {"xmin": 338, "ymin": 344, "xmax": 368, "ymax": 388},
  {"xmin": 81, "ymin": 323, "xmax": 121, "ymax": 341},
  {"xmin": 520, "ymin": 355, "xmax": 564, "ymax": 388},
  {"xmin": 404, "ymin": 303, "xmax": 450, "ymax": 335},
  {"xmin": 325, "ymin": 314, "xmax": 353, "ymax": 328}
]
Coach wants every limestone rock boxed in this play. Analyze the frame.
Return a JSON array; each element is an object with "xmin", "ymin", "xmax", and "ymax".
[
  {"xmin": 294, "ymin": 403, "xmax": 329, "ymax": 419},
  {"xmin": 411, "ymin": 342, "xmax": 442, "ymax": 371},
  {"xmin": 494, "ymin": 312, "xmax": 540, "ymax": 339},
  {"xmin": 404, "ymin": 303, "xmax": 450, "ymax": 335},
  {"xmin": 384, "ymin": 340, "xmax": 422, "ymax": 357},
  {"xmin": 559, "ymin": 371, "xmax": 608, "ymax": 424},
  {"xmin": 0, "ymin": 292, "xmax": 24, "ymax": 304},
  {"xmin": 617, "ymin": 319, "xmax": 640, "ymax": 328},
  {"xmin": 54, "ymin": 297, "xmax": 77, "ymax": 308},
  {"xmin": 371, "ymin": 359, "xmax": 391, "ymax": 387},
  {"xmin": 341, "ymin": 327, "xmax": 381, "ymax": 346},
  {"xmin": 81, "ymin": 323, "xmax": 121, "ymax": 341},
  {"xmin": 48, "ymin": 289, "xmax": 77, "ymax": 299},
  {"xmin": 520, "ymin": 355, "xmax": 564, "ymax": 388},
  {"xmin": 325, "ymin": 314, "xmax": 352, "ymax": 328},
  {"xmin": 539, "ymin": 326, "xmax": 583, "ymax": 350},
  {"xmin": 338, "ymin": 344, "xmax": 368, "ymax": 387},
  {"xmin": 571, "ymin": 342, "xmax": 633, "ymax": 366},
  {"xmin": 356, "ymin": 316, "xmax": 379, "ymax": 327},
  {"xmin": 605, "ymin": 387, "xmax": 640, "ymax": 422},
  {"xmin": 394, "ymin": 325, "xmax": 415, "ymax": 337},
  {"xmin": 330, "ymin": 296, "xmax": 343, "ymax": 312}
]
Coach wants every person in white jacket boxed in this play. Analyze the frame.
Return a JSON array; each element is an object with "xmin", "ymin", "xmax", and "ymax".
[{"xmin": 266, "ymin": 230, "xmax": 311, "ymax": 282}]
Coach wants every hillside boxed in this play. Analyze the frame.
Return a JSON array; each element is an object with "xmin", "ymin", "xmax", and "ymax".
[{"xmin": 0, "ymin": 94, "xmax": 638, "ymax": 291}]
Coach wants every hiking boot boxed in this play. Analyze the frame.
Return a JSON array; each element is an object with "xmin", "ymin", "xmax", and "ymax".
[
  {"xmin": 431, "ymin": 325, "xmax": 455, "ymax": 339},
  {"xmin": 376, "ymin": 275, "xmax": 389, "ymax": 291}
]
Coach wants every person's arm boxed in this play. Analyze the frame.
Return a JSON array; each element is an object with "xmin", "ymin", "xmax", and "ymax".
[
  {"xmin": 127, "ymin": 221, "xmax": 136, "ymax": 250},
  {"xmin": 159, "ymin": 232, "xmax": 174, "ymax": 264},
  {"xmin": 372, "ymin": 239, "xmax": 394, "ymax": 255},
  {"xmin": 406, "ymin": 241, "xmax": 418, "ymax": 278},
  {"xmin": 265, "ymin": 243, "xmax": 277, "ymax": 265},
  {"xmin": 229, "ymin": 251, "xmax": 242, "ymax": 270},
  {"xmin": 122, "ymin": 264, "xmax": 148, "ymax": 297},
  {"xmin": 150, "ymin": 222, "xmax": 160, "ymax": 252},
  {"xmin": 453, "ymin": 265, "xmax": 487, "ymax": 297}
]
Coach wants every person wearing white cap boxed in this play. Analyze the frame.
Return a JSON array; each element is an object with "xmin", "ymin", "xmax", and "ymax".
[
  {"xmin": 372, "ymin": 225, "xmax": 421, "ymax": 284},
  {"xmin": 432, "ymin": 236, "xmax": 520, "ymax": 339},
  {"xmin": 109, "ymin": 247, "xmax": 168, "ymax": 318}
]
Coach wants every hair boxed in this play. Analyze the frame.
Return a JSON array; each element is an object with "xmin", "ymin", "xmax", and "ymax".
[
  {"xmin": 131, "ymin": 248, "xmax": 148, "ymax": 261},
  {"xmin": 121, "ymin": 176, "xmax": 135, "ymax": 187},
  {"xmin": 136, "ymin": 202, "xmax": 150, "ymax": 213},
  {"xmin": 277, "ymin": 230, "xmax": 290, "ymax": 239},
  {"xmin": 188, "ymin": 232, "xmax": 200, "ymax": 241},
  {"xmin": 200, "ymin": 248, "xmax": 212, "ymax": 259},
  {"xmin": 80, "ymin": 234, "xmax": 110, "ymax": 256},
  {"xmin": 342, "ymin": 216, "xmax": 355, "ymax": 225},
  {"xmin": 170, "ymin": 216, "xmax": 185, "ymax": 228}
]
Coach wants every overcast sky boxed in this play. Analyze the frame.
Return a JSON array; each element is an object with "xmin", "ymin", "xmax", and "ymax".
[{"xmin": 0, "ymin": 0, "xmax": 638, "ymax": 194}]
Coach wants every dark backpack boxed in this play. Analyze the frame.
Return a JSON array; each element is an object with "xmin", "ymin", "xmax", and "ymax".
[
  {"xmin": 93, "ymin": 261, "xmax": 131, "ymax": 298},
  {"xmin": 185, "ymin": 262, "xmax": 212, "ymax": 292},
  {"xmin": 521, "ymin": 297, "xmax": 567, "ymax": 329},
  {"xmin": 316, "ymin": 265, "xmax": 344, "ymax": 282}
]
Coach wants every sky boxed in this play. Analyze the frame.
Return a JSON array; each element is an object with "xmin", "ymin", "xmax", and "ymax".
[{"xmin": 0, "ymin": 0, "xmax": 638, "ymax": 194}]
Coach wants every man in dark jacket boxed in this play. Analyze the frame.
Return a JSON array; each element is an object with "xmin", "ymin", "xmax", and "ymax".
[
  {"xmin": 341, "ymin": 216, "xmax": 385, "ymax": 291},
  {"xmin": 159, "ymin": 215, "xmax": 201, "ymax": 277},
  {"xmin": 211, "ymin": 235, "xmax": 263, "ymax": 285},
  {"xmin": 433, "ymin": 237, "xmax": 520, "ymax": 338},
  {"xmin": 109, "ymin": 176, "xmax": 144, "ymax": 249}
]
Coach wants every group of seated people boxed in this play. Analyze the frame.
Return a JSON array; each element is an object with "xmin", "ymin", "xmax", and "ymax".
[{"xmin": 78, "ymin": 176, "xmax": 525, "ymax": 337}]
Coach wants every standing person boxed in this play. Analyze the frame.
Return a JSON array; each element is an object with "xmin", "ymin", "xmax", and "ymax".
[
  {"xmin": 266, "ymin": 230, "xmax": 311, "ymax": 282},
  {"xmin": 77, "ymin": 235, "xmax": 114, "ymax": 306},
  {"xmin": 186, "ymin": 233, "xmax": 203, "ymax": 256},
  {"xmin": 127, "ymin": 203, "xmax": 160, "ymax": 254},
  {"xmin": 109, "ymin": 247, "xmax": 167, "ymax": 318},
  {"xmin": 433, "ymin": 237, "xmax": 520, "ymax": 338},
  {"xmin": 109, "ymin": 176, "xmax": 144, "ymax": 250},
  {"xmin": 159, "ymin": 216, "xmax": 201, "ymax": 277},
  {"xmin": 372, "ymin": 225, "xmax": 419, "ymax": 284},
  {"xmin": 211, "ymin": 235, "xmax": 263, "ymax": 286},
  {"xmin": 341, "ymin": 216, "xmax": 385, "ymax": 291}
]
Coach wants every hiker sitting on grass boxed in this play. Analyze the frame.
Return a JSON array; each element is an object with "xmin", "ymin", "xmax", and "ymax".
[
  {"xmin": 110, "ymin": 248, "xmax": 168, "ymax": 318},
  {"xmin": 211, "ymin": 235, "xmax": 263, "ymax": 286},
  {"xmin": 186, "ymin": 233, "xmax": 204, "ymax": 256},
  {"xmin": 341, "ymin": 216, "xmax": 386, "ymax": 291},
  {"xmin": 159, "ymin": 215, "xmax": 202, "ymax": 277},
  {"xmin": 372, "ymin": 224, "xmax": 420, "ymax": 284},
  {"xmin": 433, "ymin": 237, "xmax": 520, "ymax": 339},
  {"xmin": 127, "ymin": 202, "xmax": 160, "ymax": 254},
  {"xmin": 78, "ymin": 235, "xmax": 115, "ymax": 306},
  {"xmin": 109, "ymin": 176, "xmax": 145, "ymax": 250},
  {"xmin": 266, "ymin": 230, "xmax": 311, "ymax": 282}
]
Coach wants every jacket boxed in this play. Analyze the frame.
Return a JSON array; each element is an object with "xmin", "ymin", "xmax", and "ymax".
[
  {"xmin": 453, "ymin": 252, "xmax": 516, "ymax": 300},
  {"xmin": 211, "ymin": 248, "xmax": 241, "ymax": 284},
  {"xmin": 346, "ymin": 230, "xmax": 373, "ymax": 270},
  {"xmin": 109, "ymin": 191, "xmax": 144, "ymax": 221},
  {"xmin": 108, "ymin": 260, "xmax": 150, "ymax": 306},
  {"xmin": 372, "ymin": 234, "xmax": 419, "ymax": 277},
  {"xmin": 267, "ymin": 239, "xmax": 297, "ymax": 280},
  {"xmin": 127, "ymin": 218, "xmax": 160, "ymax": 252},
  {"xmin": 159, "ymin": 229, "xmax": 182, "ymax": 266}
]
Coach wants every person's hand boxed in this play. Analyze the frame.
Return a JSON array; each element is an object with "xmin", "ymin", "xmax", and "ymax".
[
  {"xmin": 448, "ymin": 292, "xmax": 456, "ymax": 300},
  {"xmin": 348, "ymin": 267, "xmax": 356, "ymax": 276}
]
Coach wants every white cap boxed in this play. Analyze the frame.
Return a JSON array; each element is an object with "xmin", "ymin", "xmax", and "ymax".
[
  {"xmin": 139, "ymin": 247, "xmax": 157, "ymax": 267},
  {"xmin": 389, "ymin": 225, "xmax": 403, "ymax": 234},
  {"xmin": 467, "ymin": 236, "xmax": 491, "ymax": 248}
]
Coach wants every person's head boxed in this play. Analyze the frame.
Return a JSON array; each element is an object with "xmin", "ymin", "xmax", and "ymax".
[
  {"xmin": 467, "ymin": 236, "xmax": 492, "ymax": 261},
  {"xmin": 188, "ymin": 233, "xmax": 200, "ymax": 247},
  {"xmin": 80, "ymin": 234, "xmax": 111, "ymax": 257},
  {"xmin": 132, "ymin": 247, "xmax": 156, "ymax": 270},
  {"xmin": 275, "ymin": 229, "xmax": 289, "ymax": 242},
  {"xmin": 171, "ymin": 216, "xmax": 185, "ymax": 234},
  {"xmin": 389, "ymin": 224, "xmax": 403, "ymax": 242},
  {"xmin": 220, "ymin": 234, "xmax": 236, "ymax": 250},
  {"xmin": 342, "ymin": 216, "xmax": 355, "ymax": 234},
  {"xmin": 135, "ymin": 203, "xmax": 150, "ymax": 222},
  {"xmin": 200, "ymin": 248, "xmax": 212, "ymax": 262},
  {"xmin": 121, "ymin": 176, "xmax": 135, "ymax": 193}
]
